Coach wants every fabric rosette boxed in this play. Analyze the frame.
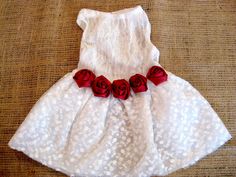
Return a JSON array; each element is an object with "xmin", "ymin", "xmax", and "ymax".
[
  {"xmin": 146, "ymin": 66, "xmax": 168, "ymax": 86},
  {"xmin": 91, "ymin": 75, "xmax": 112, "ymax": 98},
  {"xmin": 73, "ymin": 69, "xmax": 95, "ymax": 87},
  {"xmin": 73, "ymin": 65, "xmax": 168, "ymax": 100},
  {"xmin": 129, "ymin": 74, "xmax": 148, "ymax": 93},
  {"xmin": 112, "ymin": 79, "xmax": 130, "ymax": 100}
]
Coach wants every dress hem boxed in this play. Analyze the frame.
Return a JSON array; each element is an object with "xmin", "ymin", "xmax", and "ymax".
[
  {"xmin": 157, "ymin": 133, "xmax": 232, "ymax": 176},
  {"xmin": 8, "ymin": 132, "xmax": 232, "ymax": 177}
]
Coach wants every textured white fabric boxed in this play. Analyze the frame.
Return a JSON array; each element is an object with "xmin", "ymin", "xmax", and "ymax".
[{"xmin": 8, "ymin": 5, "xmax": 232, "ymax": 177}]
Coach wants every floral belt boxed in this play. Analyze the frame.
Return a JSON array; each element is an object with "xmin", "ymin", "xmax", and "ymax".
[{"xmin": 73, "ymin": 66, "xmax": 168, "ymax": 100}]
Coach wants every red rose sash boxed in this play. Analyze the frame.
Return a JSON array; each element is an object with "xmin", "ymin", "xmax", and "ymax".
[{"xmin": 73, "ymin": 66, "xmax": 168, "ymax": 100}]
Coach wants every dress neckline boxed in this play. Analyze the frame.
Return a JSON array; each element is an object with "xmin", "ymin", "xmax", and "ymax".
[{"xmin": 82, "ymin": 5, "xmax": 144, "ymax": 17}]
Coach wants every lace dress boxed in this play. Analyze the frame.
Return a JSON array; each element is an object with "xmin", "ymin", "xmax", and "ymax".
[{"xmin": 8, "ymin": 5, "xmax": 232, "ymax": 177}]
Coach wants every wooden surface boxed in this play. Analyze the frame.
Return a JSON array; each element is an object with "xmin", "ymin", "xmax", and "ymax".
[{"xmin": 0, "ymin": 0, "xmax": 235, "ymax": 176}]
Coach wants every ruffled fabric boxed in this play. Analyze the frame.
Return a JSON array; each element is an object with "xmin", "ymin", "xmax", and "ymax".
[{"xmin": 8, "ymin": 69, "xmax": 231, "ymax": 177}]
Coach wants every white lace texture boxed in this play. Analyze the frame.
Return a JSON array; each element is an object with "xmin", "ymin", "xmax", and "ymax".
[{"xmin": 8, "ymin": 5, "xmax": 232, "ymax": 177}]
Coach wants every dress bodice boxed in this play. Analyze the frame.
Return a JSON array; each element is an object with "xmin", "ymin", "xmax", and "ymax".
[{"xmin": 76, "ymin": 5, "xmax": 160, "ymax": 81}]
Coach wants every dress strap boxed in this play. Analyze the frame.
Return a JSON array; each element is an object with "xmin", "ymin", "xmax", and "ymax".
[
  {"xmin": 76, "ymin": 9, "xmax": 88, "ymax": 30},
  {"xmin": 77, "ymin": 8, "xmax": 98, "ymax": 30}
]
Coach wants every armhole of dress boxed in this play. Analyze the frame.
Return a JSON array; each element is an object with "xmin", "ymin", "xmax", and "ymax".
[
  {"xmin": 141, "ymin": 9, "xmax": 160, "ymax": 63},
  {"xmin": 76, "ymin": 9, "xmax": 88, "ymax": 30}
]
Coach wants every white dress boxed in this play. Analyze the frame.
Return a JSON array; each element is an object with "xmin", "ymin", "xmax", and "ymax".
[{"xmin": 8, "ymin": 5, "xmax": 232, "ymax": 177}]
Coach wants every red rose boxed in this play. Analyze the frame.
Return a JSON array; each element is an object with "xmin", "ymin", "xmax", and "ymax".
[
  {"xmin": 73, "ymin": 69, "xmax": 96, "ymax": 87},
  {"xmin": 91, "ymin": 75, "xmax": 111, "ymax": 98},
  {"xmin": 112, "ymin": 79, "xmax": 130, "ymax": 100},
  {"xmin": 129, "ymin": 74, "xmax": 148, "ymax": 93},
  {"xmin": 146, "ymin": 66, "xmax": 168, "ymax": 85}
]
